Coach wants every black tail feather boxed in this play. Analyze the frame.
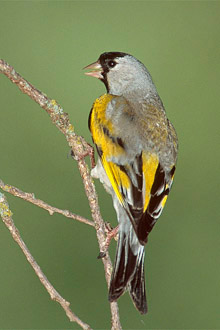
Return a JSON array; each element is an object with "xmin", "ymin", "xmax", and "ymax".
[
  {"xmin": 108, "ymin": 229, "xmax": 147, "ymax": 314},
  {"xmin": 109, "ymin": 232, "xmax": 137, "ymax": 301},
  {"xmin": 128, "ymin": 251, "xmax": 147, "ymax": 314}
]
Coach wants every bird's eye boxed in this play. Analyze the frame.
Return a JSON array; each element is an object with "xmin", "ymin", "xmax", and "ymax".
[{"xmin": 108, "ymin": 60, "xmax": 117, "ymax": 68}]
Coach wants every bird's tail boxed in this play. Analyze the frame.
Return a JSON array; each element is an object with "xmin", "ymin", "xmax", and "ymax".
[{"xmin": 108, "ymin": 224, "xmax": 147, "ymax": 314}]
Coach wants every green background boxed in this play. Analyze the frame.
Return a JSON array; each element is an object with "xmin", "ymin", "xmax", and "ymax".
[{"xmin": 0, "ymin": 1, "xmax": 219, "ymax": 329}]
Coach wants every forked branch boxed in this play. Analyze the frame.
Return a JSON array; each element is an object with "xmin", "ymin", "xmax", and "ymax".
[{"xmin": 0, "ymin": 59, "xmax": 121, "ymax": 330}]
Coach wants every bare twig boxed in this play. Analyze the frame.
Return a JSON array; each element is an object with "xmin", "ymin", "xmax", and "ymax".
[
  {"xmin": 0, "ymin": 193, "xmax": 91, "ymax": 330},
  {"xmin": 0, "ymin": 60, "xmax": 122, "ymax": 329},
  {"xmin": 0, "ymin": 179, "xmax": 95, "ymax": 227}
]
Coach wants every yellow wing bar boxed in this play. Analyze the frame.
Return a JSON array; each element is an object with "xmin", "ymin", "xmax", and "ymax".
[
  {"xmin": 102, "ymin": 156, "xmax": 130, "ymax": 207},
  {"xmin": 142, "ymin": 152, "xmax": 159, "ymax": 212}
]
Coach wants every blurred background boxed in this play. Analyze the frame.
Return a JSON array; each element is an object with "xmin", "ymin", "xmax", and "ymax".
[{"xmin": 0, "ymin": 1, "xmax": 219, "ymax": 329}]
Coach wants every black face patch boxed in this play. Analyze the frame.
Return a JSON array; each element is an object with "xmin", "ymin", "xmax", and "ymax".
[
  {"xmin": 98, "ymin": 52, "xmax": 128, "ymax": 92},
  {"xmin": 99, "ymin": 52, "xmax": 128, "ymax": 67}
]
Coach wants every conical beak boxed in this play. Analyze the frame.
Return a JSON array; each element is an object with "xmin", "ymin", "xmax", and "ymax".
[{"xmin": 83, "ymin": 60, "xmax": 103, "ymax": 79}]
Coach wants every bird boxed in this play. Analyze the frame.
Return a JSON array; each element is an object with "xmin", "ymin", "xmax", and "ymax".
[{"xmin": 84, "ymin": 52, "xmax": 178, "ymax": 314}]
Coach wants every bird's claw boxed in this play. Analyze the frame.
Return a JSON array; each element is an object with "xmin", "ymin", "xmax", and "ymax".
[{"xmin": 97, "ymin": 223, "xmax": 119, "ymax": 259}]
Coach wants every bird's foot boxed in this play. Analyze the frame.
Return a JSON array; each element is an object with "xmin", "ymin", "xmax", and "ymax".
[{"xmin": 97, "ymin": 223, "xmax": 119, "ymax": 259}]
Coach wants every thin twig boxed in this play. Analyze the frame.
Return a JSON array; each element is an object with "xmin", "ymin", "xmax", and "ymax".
[
  {"xmin": 0, "ymin": 179, "xmax": 95, "ymax": 227},
  {"xmin": 0, "ymin": 59, "xmax": 122, "ymax": 329},
  {"xmin": 0, "ymin": 193, "xmax": 91, "ymax": 330}
]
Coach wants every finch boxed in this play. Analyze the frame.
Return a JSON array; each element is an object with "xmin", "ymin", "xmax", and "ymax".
[{"xmin": 84, "ymin": 52, "xmax": 178, "ymax": 314}]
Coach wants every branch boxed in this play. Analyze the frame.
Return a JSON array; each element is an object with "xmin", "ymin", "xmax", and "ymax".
[
  {"xmin": 0, "ymin": 193, "xmax": 91, "ymax": 330},
  {"xmin": 0, "ymin": 179, "xmax": 95, "ymax": 228},
  {"xmin": 0, "ymin": 60, "xmax": 122, "ymax": 329}
]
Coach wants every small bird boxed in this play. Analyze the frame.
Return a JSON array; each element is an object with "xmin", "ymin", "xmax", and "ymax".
[{"xmin": 84, "ymin": 52, "xmax": 178, "ymax": 314}]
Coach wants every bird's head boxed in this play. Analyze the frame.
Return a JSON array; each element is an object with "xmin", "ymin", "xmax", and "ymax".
[{"xmin": 84, "ymin": 52, "xmax": 156, "ymax": 97}]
